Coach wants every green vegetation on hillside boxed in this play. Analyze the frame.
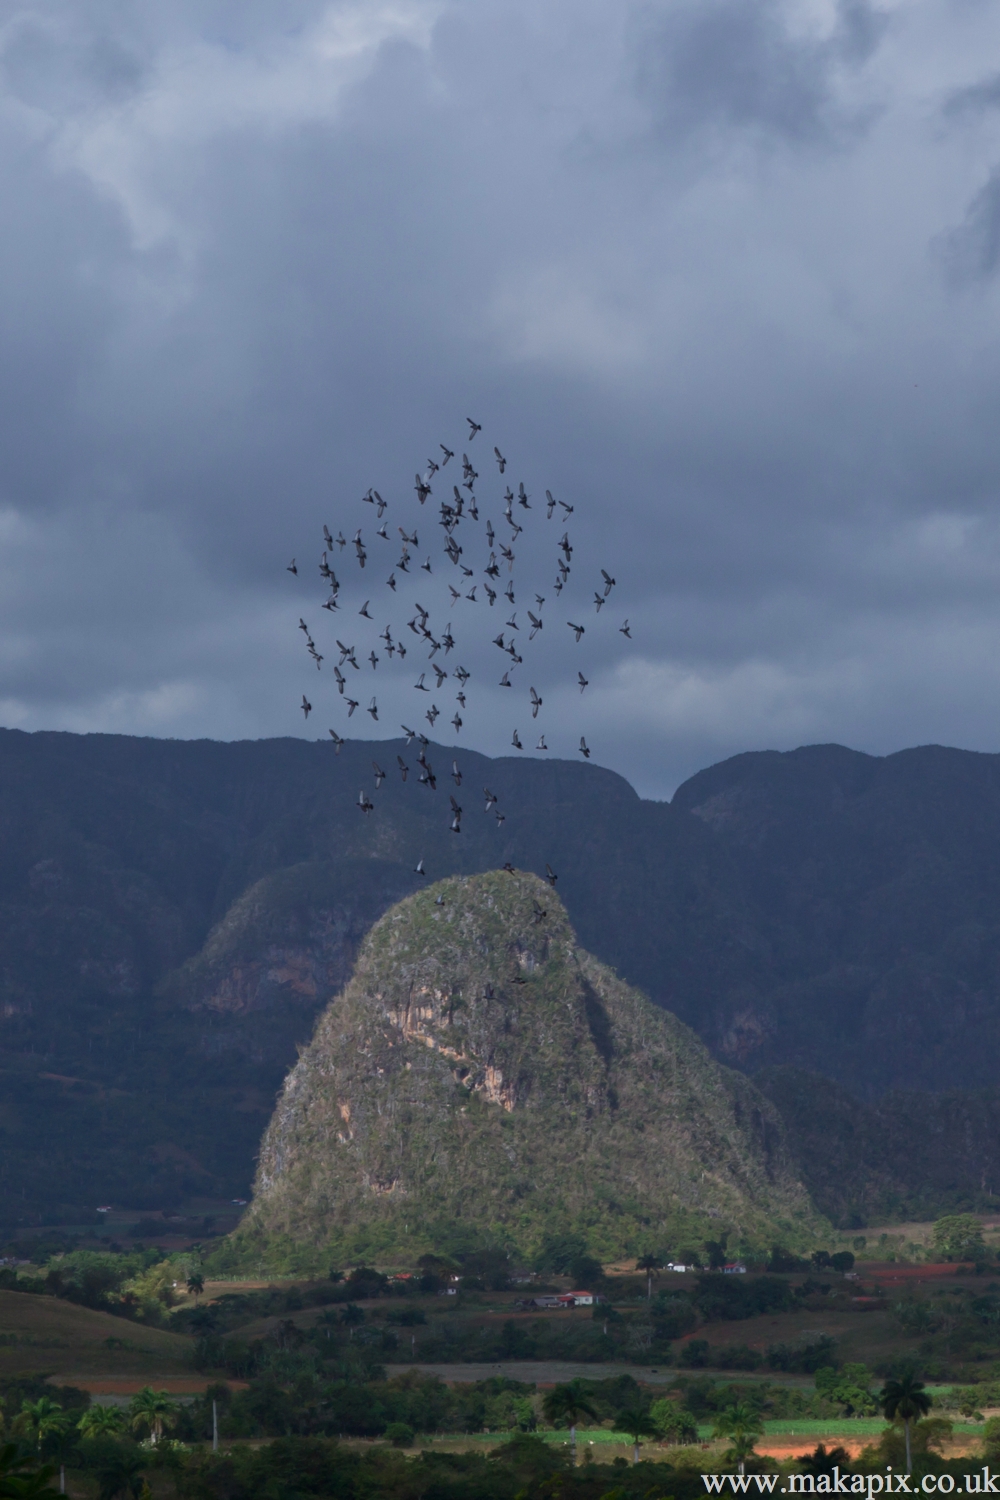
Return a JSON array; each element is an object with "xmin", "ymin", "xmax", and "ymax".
[{"xmin": 222, "ymin": 871, "xmax": 820, "ymax": 1271}]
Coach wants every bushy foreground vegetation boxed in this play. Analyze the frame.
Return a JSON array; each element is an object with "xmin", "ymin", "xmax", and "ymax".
[{"xmin": 0, "ymin": 1362, "xmax": 996, "ymax": 1500}]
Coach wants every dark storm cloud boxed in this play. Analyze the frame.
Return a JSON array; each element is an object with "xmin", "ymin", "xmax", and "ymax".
[{"xmin": 1, "ymin": 0, "xmax": 1000, "ymax": 799}]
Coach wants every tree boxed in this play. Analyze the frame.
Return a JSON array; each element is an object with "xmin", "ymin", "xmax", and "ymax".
[
  {"xmin": 12, "ymin": 1401, "xmax": 68, "ymax": 1459},
  {"xmin": 879, "ymin": 1370, "xmax": 932, "ymax": 1473},
  {"xmin": 796, "ymin": 1444, "xmax": 852, "ymax": 1478},
  {"xmin": 635, "ymin": 1255, "xmax": 663, "ymax": 1300},
  {"xmin": 78, "ymin": 1409, "xmax": 127, "ymax": 1439},
  {"xmin": 0, "ymin": 1442, "xmax": 61, "ymax": 1500},
  {"xmin": 614, "ymin": 1407, "xmax": 658, "ymax": 1465},
  {"xmin": 186, "ymin": 1272, "xmax": 205, "ymax": 1301},
  {"xmin": 932, "ymin": 1215, "xmax": 985, "ymax": 1264},
  {"xmin": 650, "ymin": 1398, "xmax": 698, "ymax": 1446},
  {"xmin": 830, "ymin": 1251, "xmax": 855, "ymax": 1275},
  {"xmin": 713, "ymin": 1402, "xmax": 765, "ymax": 1476},
  {"xmin": 541, "ymin": 1382, "xmax": 598, "ymax": 1465},
  {"xmin": 127, "ymin": 1389, "xmax": 179, "ymax": 1447},
  {"xmin": 704, "ymin": 1236, "xmax": 729, "ymax": 1271}
]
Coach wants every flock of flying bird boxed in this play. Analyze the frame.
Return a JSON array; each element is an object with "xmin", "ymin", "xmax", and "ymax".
[{"xmin": 287, "ymin": 418, "xmax": 629, "ymax": 875}]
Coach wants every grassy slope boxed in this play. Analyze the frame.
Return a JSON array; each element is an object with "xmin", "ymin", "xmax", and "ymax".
[{"xmin": 0, "ymin": 1290, "xmax": 193, "ymax": 1378}]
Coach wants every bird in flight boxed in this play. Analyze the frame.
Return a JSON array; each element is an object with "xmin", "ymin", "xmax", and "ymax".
[
  {"xmin": 467, "ymin": 418, "xmax": 482, "ymax": 439},
  {"xmin": 452, "ymin": 713, "xmax": 462, "ymax": 732},
  {"xmin": 536, "ymin": 735, "xmax": 548, "ymax": 750},
  {"xmin": 427, "ymin": 704, "xmax": 440, "ymax": 726},
  {"xmin": 373, "ymin": 762, "xmax": 386, "ymax": 787},
  {"xmin": 301, "ymin": 695, "xmax": 311, "ymax": 718},
  {"xmin": 494, "ymin": 447, "xmax": 506, "ymax": 473},
  {"xmin": 530, "ymin": 687, "xmax": 542, "ymax": 718},
  {"xmin": 398, "ymin": 755, "xmax": 409, "ymax": 781},
  {"xmin": 619, "ymin": 619, "xmax": 631, "ymax": 638},
  {"xmin": 414, "ymin": 857, "xmax": 426, "ymax": 876},
  {"xmin": 328, "ymin": 729, "xmax": 344, "ymax": 753},
  {"xmin": 287, "ymin": 559, "xmax": 298, "ymax": 575},
  {"xmin": 401, "ymin": 725, "xmax": 416, "ymax": 742},
  {"xmin": 546, "ymin": 490, "xmax": 556, "ymax": 518},
  {"xmin": 357, "ymin": 790, "xmax": 374, "ymax": 814},
  {"xmin": 346, "ymin": 698, "xmax": 359, "ymax": 717},
  {"xmin": 440, "ymin": 444, "xmax": 454, "ymax": 465},
  {"xmin": 499, "ymin": 670, "xmax": 511, "ymax": 687},
  {"xmin": 578, "ymin": 672, "xmax": 588, "ymax": 693},
  {"xmin": 359, "ymin": 601, "xmax": 372, "ymax": 619},
  {"xmin": 527, "ymin": 610, "xmax": 542, "ymax": 639},
  {"xmin": 512, "ymin": 729, "xmax": 522, "ymax": 749},
  {"xmin": 579, "ymin": 737, "xmax": 590, "ymax": 759},
  {"xmin": 518, "ymin": 482, "xmax": 530, "ymax": 509},
  {"xmin": 415, "ymin": 673, "xmax": 429, "ymax": 692},
  {"xmin": 545, "ymin": 863, "xmax": 558, "ymax": 886},
  {"xmin": 601, "ymin": 569, "xmax": 616, "ymax": 595},
  {"xmin": 452, "ymin": 761, "xmax": 462, "ymax": 785},
  {"xmin": 484, "ymin": 787, "xmax": 497, "ymax": 810},
  {"xmin": 568, "ymin": 621, "xmax": 585, "ymax": 642},
  {"xmin": 593, "ymin": 593, "xmax": 605, "ymax": 613}
]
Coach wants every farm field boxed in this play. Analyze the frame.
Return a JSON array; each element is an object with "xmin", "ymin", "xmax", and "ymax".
[{"xmin": 0, "ymin": 1288, "xmax": 193, "ymax": 1384}]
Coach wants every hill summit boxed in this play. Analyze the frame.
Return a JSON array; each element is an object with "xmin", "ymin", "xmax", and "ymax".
[{"xmin": 224, "ymin": 871, "xmax": 818, "ymax": 1271}]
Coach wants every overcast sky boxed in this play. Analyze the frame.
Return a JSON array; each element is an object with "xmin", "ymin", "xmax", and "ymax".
[{"xmin": 2, "ymin": 0, "xmax": 1000, "ymax": 798}]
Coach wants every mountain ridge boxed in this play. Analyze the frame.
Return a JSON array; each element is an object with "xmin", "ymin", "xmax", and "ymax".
[{"xmin": 3, "ymin": 726, "xmax": 1000, "ymax": 1222}]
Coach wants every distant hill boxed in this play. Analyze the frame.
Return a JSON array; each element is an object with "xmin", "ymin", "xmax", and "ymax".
[
  {"xmin": 219, "ymin": 871, "xmax": 817, "ymax": 1270},
  {"xmin": 5, "ymin": 727, "xmax": 1000, "ymax": 1225}
]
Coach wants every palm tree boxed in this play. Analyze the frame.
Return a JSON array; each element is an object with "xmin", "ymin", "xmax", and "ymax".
[
  {"xmin": 186, "ymin": 1271, "xmax": 205, "ymax": 1301},
  {"xmin": 879, "ymin": 1371, "xmax": 931, "ymax": 1474},
  {"xmin": 128, "ymin": 1389, "xmax": 179, "ymax": 1447},
  {"xmin": 13, "ymin": 1401, "xmax": 68, "ymax": 1459},
  {"xmin": 635, "ymin": 1254, "xmax": 664, "ymax": 1300},
  {"xmin": 0, "ymin": 1440, "xmax": 61, "ymax": 1499},
  {"xmin": 78, "ymin": 1408, "xmax": 127, "ymax": 1439},
  {"xmin": 713, "ymin": 1402, "xmax": 765, "ymax": 1477},
  {"xmin": 541, "ymin": 1381, "xmax": 599, "ymax": 1465},
  {"xmin": 614, "ymin": 1407, "xmax": 658, "ymax": 1465}
]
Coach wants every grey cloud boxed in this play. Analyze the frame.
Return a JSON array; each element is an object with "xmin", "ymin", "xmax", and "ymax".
[
  {"xmin": 0, "ymin": 0, "xmax": 997, "ymax": 799},
  {"xmin": 633, "ymin": 0, "xmax": 887, "ymax": 146},
  {"xmin": 943, "ymin": 71, "xmax": 1000, "ymax": 120},
  {"xmin": 940, "ymin": 167, "xmax": 1000, "ymax": 283}
]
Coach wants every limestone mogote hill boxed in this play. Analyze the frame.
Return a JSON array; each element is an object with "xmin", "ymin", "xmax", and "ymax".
[{"xmin": 221, "ymin": 870, "xmax": 819, "ymax": 1272}]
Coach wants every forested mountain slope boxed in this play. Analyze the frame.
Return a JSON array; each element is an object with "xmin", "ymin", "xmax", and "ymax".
[{"xmin": 226, "ymin": 871, "xmax": 817, "ymax": 1269}]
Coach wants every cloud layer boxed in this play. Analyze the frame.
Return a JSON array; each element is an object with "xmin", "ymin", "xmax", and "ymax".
[{"xmin": 1, "ymin": 0, "xmax": 1000, "ymax": 797}]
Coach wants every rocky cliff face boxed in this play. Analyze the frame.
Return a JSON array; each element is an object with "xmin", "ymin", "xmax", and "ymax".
[{"xmin": 228, "ymin": 872, "xmax": 818, "ymax": 1271}]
